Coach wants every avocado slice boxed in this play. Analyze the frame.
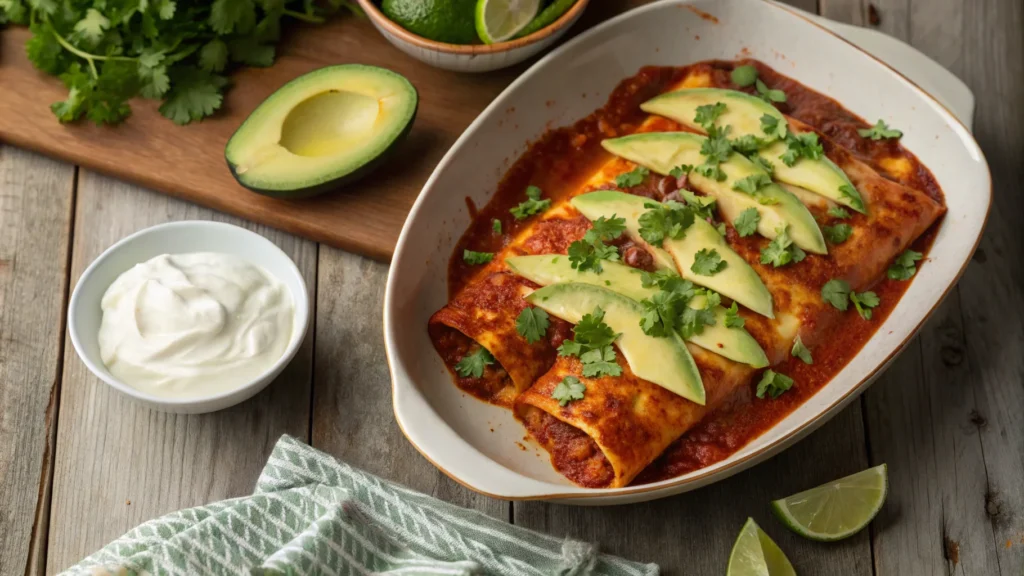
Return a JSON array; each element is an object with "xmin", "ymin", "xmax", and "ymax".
[
  {"xmin": 507, "ymin": 255, "xmax": 769, "ymax": 368},
  {"xmin": 569, "ymin": 191, "xmax": 676, "ymax": 271},
  {"xmin": 640, "ymin": 88, "xmax": 866, "ymax": 213},
  {"xmin": 526, "ymin": 283, "xmax": 705, "ymax": 404},
  {"xmin": 641, "ymin": 88, "xmax": 784, "ymax": 137},
  {"xmin": 225, "ymin": 64, "xmax": 418, "ymax": 198},
  {"xmin": 602, "ymin": 132, "xmax": 827, "ymax": 254},
  {"xmin": 663, "ymin": 218, "xmax": 775, "ymax": 319}
]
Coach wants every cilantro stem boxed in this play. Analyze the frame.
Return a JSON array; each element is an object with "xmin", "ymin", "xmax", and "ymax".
[
  {"xmin": 282, "ymin": 9, "xmax": 325, "ymax": 23},
  {"xmin": 47, "ymin": 20, "xmax": 136, "ymax": 78}
]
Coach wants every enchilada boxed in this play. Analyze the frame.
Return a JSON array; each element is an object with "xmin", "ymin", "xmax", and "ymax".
[{"xmin": 428, "ymin": 60, "xmax": 945, "ymax": 488}]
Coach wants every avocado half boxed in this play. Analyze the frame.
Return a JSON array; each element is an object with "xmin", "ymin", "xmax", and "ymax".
[{"xmin": 225, "ymin": 64, "xmax": 418, "ymax": 198}]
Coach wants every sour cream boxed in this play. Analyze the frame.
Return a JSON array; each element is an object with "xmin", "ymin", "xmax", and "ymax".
[{"xmin": 98, "ymin": 252, "xmax": 294, "ymax": 398}]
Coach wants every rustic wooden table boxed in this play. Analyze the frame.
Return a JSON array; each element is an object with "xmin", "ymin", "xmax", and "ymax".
[{"xmin": 2, "ymin": 0, "xmax": 1021, "ymax": 574}]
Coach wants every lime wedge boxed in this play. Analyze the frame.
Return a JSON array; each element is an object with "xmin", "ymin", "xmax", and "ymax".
[
  {"xmin": 475, "ymin": 0, "xmax": 540, "ymax": 44},
  {"xmin": 727, "ymin": 518, "xmax": 796, "ymax": 576},
  {"xmin": 514, "ymin": 0, "xmax": 577, "ymax": 38},
  {"xmin": 771, "ymin": 463, "xmax": 888, "ymax": 542}
]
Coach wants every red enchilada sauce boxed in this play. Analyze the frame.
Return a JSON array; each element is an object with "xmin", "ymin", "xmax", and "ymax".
[{"xmin": 447, "ymin": 60, "xmax": 944, "ymax": 486}]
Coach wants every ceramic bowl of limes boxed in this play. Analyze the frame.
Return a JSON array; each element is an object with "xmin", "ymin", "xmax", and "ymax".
[{"xmin": 357, "ymin": 0, "xmax": 590, "ymax": 72}]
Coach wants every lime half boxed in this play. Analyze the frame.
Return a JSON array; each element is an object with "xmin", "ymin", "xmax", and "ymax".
[
  {"xmin": 515, "ymin": 0, "xmax": 576, "ymax": 38},
  {"xmin": 475, "ymin": 0, "xmax": 540, "ymax": 44},
  {"xmin": 728, "ymin": 518, "xmax": 796, "ymax": 576},
  {"xmin": 771, "ymin": 463, "xmax": 888, "ymax": 542}
]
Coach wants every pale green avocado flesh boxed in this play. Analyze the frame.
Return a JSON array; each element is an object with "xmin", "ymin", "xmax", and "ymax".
[
  {"xmin": 506, "ymin": 255, "xmax": 769, "ymax": 368},
  {"xmin": 601, "ymin": 132, "xmax": 827, "ymax": 254},
  {"xmin": 225, "ymin": 64, "xmax": 418, "ymax": 198},
  {"xmin": 526, "ymin": 283, "xmax": 705, "ymax": 404},
  {"xmin": 569, "ymin": 191, "xmax": 676, "ymax": 271},
  {"xmin": 640, "ymin": 88, "xmax": 866, "ymax": 214}
]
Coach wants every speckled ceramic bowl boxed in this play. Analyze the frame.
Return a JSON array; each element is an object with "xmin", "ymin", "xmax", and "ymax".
[{"xmin": 356, "ymin": 0, "xmax": 590, "ymax": 73}]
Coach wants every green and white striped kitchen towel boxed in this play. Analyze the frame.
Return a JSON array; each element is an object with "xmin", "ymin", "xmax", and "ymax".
[{"xmin": 63, "ymin": 435, "xmax": 658, "ymax": 576}]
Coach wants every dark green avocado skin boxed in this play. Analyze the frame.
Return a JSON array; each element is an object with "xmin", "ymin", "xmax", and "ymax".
[{"xmin": 225, "ymin": 102, "xmax": 418, "ymax": 200}]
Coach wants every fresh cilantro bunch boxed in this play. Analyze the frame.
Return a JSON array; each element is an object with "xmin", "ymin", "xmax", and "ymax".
[{"xmin": 2, "ymin": 0, "xmax": 358, "ymax": 125}]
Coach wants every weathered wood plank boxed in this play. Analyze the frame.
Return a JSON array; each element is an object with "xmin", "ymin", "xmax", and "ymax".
[
  {"xmin": 310, "ymin": 247, "xmax": 507, "ymax": 518},
  {"xmin": 0, "ymin": 148, "xmax": 74, "ymax": 576},
  {"xmin": 515, "ymin": 405, "xmax": 874, "ymax": 574},
  {"xmin": 44, "ymin": 172, "xmax": 318, "ymax": 574}
]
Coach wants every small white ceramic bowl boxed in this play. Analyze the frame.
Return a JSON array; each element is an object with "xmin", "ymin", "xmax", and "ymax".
[
  {"xmin": 68, "ymin": 221, "xmax": 310, "ymax": 414},
  {"xmin": 356, "ymin": 0, "xmax": 590, "ymax": 73}
]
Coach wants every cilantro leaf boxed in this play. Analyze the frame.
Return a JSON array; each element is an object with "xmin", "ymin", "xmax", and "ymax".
[
  {"xmin": 839, "ymin": 185, "xmax": 866, "ymax": 212},
  {"xmin": 733, "ymin": 207, "xmax": 760, "ymax": 237},
  {"xmin": 73, "ymin": 8, "xmax": 110, "ymax": 46},
  {"xmin": 760, "ymin": 113, "xmax": 788, "ymax": 140},
  {"xmin": 587, "ymin": 215, "xmax": 626, "ymax": 242},
  {"xmin": 552, "ymin": 376, "xmax": 586, "ymax": 406},
  {"xmin": 731, "ymin": 134, "xmax": 766, "ymax": 155},
  {"xmin": 210, "ymin": 0, "xmax": 257, "ymax": 35},
  {"xmin": 615, "ymin": 166, "xmax": 650, "ymax": 188},
  {"xmin": 694, "ymin": 102, "xmax": 726, "ymax": 130},
  {"xmin": 828, "ymin": 205, "xmax": 852, "ymax": 219},
  {"xmin": 492, "ymin": 219, "xmax": 502, "ymax": 234},
  {"xmin": 757, "ymin": 370, "xmax": 794, "ymax": 399},
  {"xmin": 679, "ymin": 297, "xmax": 717, "ymax": 339},
  {"xmin": 887, "ymin": 250, "xmax": 923, "ymax": 281},
  {"xmin": 791, "ymin": 336, "xmax": 812, "ymax": 364},
  {"xmin": 681, "ymin": 190, "xmax": 716, "ymax": 221},
  {"xmin": 579, "ymin": 346, "xmax": 622, "ymax": 378},
  {"xmin": 455, "ymin": 347, "xmax": 494, "ymax": 378},
  {"xmin": 823, "ymin": 223, "xmax": 853, "ymax": 244},
  {"xmin": 725, "ymin": 301, "xmax": 745, "ymax": 328},
  {"xmin": 760, "ymin": 225, "xmax": 806, "ymax": 268},
  {"xmin": 558, "ymin": 308, "xmax": 623, "ymax": 378},
  {"xmin": 694, "ymin": 163, "xmax": 727, "ymax": 182},
  {"xmin": 573, "ymin": 308, "xmax": 618, "ymax": 348},
  {"xmin": 700, "ymin": 125, "xmax": 734, "ymax": 164},
  {"xmin": 159, "ymin": 67, "xmax": 228, "ymax": 125},
  {"xmin": 691, "ymin": 248, "xmax": 727, "ymax": 276},
  {"xmin": 516, "ymin": 307, "xmax": 550, "ymax": 344},
  {"xmin": 669, "ymin": 164, "xmax": 693, "ymax": 178},
  {"xmin": 858, "ymin": 119, "xmax": 903, "ymax": 140},
  {"xmin": 199, "ymin": 39, "xmax": 230, "ymax": 72},
  {"xmin": 462, "ymin": 249, "xmax": 494, "ymax": 265},
  {"xmin": 752, "ymin": 155, "xmax": 775, "ymax": 175},
  {"xmin": 731, "ymin": 64, "xmax": 758, "ymax": 87},
  {"xmin": 638, "ymin": 200, "xmax": 695, "ymax": 245},
  {"xmin": 779, "ymin": 132, "xmax": 824, "ymax": 167},
  {"xmin": 850, "ymin": 290, "xmax": 880, "ymax": 320},
  {"xmin": 557, "ymin": 339, "xmax": 583, "ymax": 357},
  {"xmin": 755, "ymin": 78, "xmax": 787, "ymax": 103},
  {"xmin": 732, "ymin": 173, "xmax": 772, "ymax": 195},
  {"xmin": 821, "ymin": 279, "xmax": 851, "ymax": 311},
  {"xmin": 510, "ymin": 185, "xmax": 551, "ymax": 219},
  {"xmin": 567, "ymin": 238, "xmax": 618, "ymax": 273}
]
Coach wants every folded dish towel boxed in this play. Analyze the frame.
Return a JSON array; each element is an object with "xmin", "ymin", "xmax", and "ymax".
[{"xmin": 62, "ymin": 435, "xmax": 658, "ymax": 576}]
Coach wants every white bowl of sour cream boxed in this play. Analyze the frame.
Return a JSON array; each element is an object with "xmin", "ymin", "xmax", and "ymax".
[{"xmin": 68, "ymin": 221, "xmax": 309, "ymax": 414}]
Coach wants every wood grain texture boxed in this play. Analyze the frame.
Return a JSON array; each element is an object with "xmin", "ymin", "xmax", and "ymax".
[
  {"xmin": 310, "ymin": 247, "xmax": 507, "ymax": 519},
  {"xmin": 0, "ymin": 147, "xmax": 74, "ymax": 576},
  {"xmin": 43, "ymin": 172, "xmax": 318, "ymax": 574},
  {"xmin": 515, "ymin": 404, "xmax": 874, "ymax": 574}
]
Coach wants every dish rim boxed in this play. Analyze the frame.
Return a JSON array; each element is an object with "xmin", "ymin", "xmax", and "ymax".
[
  {"xmin": 383, "ymin": 0, "xmax": 992, "ymax": 501},
  {"xmin": 67, "ymin": 220, "xmax": 311, "ymax": 410}
]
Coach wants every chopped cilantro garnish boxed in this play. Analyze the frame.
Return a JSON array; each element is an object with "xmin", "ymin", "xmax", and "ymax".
[
  {"xmin": 791, "ymin": 336, "xmax": 812, "ymax": 364},
  {"xmin": 492, "ymin": 219, "xmax": 502, "ymax": 234},
  {"xmin": 641, "ymin": 269, "xmax": 689, "ymax": 291},
  {"xmin": 888, "ymin": 250, "xmax": 923, "ymax": 281},
  {"xmin": 669, "ymin": 164, "xmax": 694, "ymax": 178},
  {"xmin": 839, "ymin": 185, "xmax": 866, "ymax": 212},
  {"xmin": 694, "ymin": 102, "xmax": 726, "ymax": 130},
  {"xmin": 691, "ymin": 248, "xmax": 727, "ymax": 276},
  {"xmin": 823, "ymin": 223, "xmax": 853, "ymax": 244},
  {"xmin": 733, "ymin": 207, "xmax": 760, "ymax": 237},
  {"xmin": 639, "ymin": 275, "xmax": 704, "ymax": 338},
  {"xmin": 552, "ymin": 376, "xmax": 586, "ymax": 406},
  {"xmin": 779, "ymin": 132, "xmax": 824, "ymax": 167},
  {"xmin": 760, "ymin": 114, "xmax": 788, "ymax": 140},
  {"xmin": 725, "ymin": 301, "xmax": 745, "ymax": 328},
  {"xmin": 681, "ymin": 190, "xmax": 717, "ymax": 221},
  {"xmin": 679, "ymin": 293, "xmax": 719, "ymax": 339},
  {"xmin": 731, "ymin": 65, "xmax": 759, "ymax": 87},
  {"xmin": 510, "ymin": 185, "xmax": 551, "ymax": 220},
  {"xmin": 588, "ymin": 214, "xmax": 627, "ymax": 240},
  {"xmin": 638, "ymin": 200, "xmax": 695, "ymax": 245},
  {"xmin": 821, "ymin": 279, "xmax": 851, "ymax": 311},
  {"xmin": 757, "ymin": 370, "xmax": 794, "ymax": 399},
  {"xmin": 752, "ymin": 155, "xmax": 775, "ymax": 175},
  {"xmin": 694, "ymin": 163, "xmax": 727, "ymax": 181},
  {"xmin": 515, "ymin": 307, "xmax": 550, "ymax": 344},
  {"xmin": 731, "ymin": 134, "xmax": 766, "ymax": 155},
  {"xmin": 615, "ymin": 166, "xmax": 650, "ymax": 188},
  {"xmin": 732, "ymin": 173, "xmax": 772, "ymax": 195},
  {"xmin": 701, "ymin": 125, "xmax": 734, "ymax": 163},
  {"xmin": 568, "ymin": 215, "xmax": 626, "ymax": 273},
  {"xmin": 759, "ymin": 225, "xmax": 806, "ymax": 267},
  {"xmin": 828, "ymin": 205, "xmax": 852, "ymax": 219},
  {"xmin": 850, "ymin": 290, "xmax": 880, "ymax": 320},
  {"xmin": 463, "ymin": 250, "xmax": 494, "ymax": 265},
  {"xmin": 858, "ymin": 119, "xmax": 903, "ymax": 140},
  {"xmin": 755, "ymin": 78, "xmax": 787, "ymax": 103},
  {"xmin": 455, "ymin": 347, "xmax": 494, "ymax": 378},
  {"xmin": 557, "ymin": 307, "xmax": 622, "ymax": 378}
]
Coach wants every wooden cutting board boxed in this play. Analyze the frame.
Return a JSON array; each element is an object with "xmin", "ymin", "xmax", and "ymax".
[{"xmin": 0, "ymin": 4, "xmax": 638, "ymax": 261}]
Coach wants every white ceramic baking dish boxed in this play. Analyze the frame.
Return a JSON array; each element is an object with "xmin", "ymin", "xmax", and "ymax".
[{"xmin": 383, "ymin": 0, "xmax": 990, "ymax": 504}]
